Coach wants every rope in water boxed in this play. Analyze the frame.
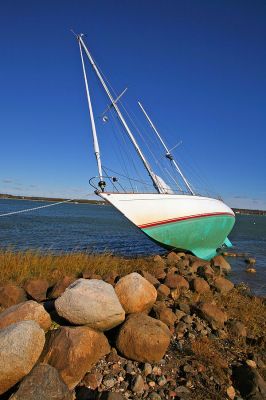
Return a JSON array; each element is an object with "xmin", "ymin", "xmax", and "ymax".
[{"xmin": 0, "ymin": 196, "xmax": 94, "ymax": 217}]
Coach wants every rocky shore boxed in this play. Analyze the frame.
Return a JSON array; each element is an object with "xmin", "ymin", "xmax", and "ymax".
[{"xmin": 0, "ymin": 252, "xmax": 265, "ymax": 400}]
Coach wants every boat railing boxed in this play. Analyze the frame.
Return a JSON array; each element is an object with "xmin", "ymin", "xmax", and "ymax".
[{"xmin": 89, "ymin": 175, "xmax": 192, "ymax": 196}]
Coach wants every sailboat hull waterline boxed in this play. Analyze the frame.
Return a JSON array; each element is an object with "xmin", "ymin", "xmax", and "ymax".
[{"xmin": 99, "ymin": 193, "xmax": 235, "ymax": 260}]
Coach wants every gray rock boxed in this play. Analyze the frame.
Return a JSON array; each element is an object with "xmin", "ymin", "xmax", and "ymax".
[
  {"xmin": 149, "ymin": 393, "xmax": 161, "ymax": 400},
  {"xmin": 9, "ymin": 363, "xmax": 73, "ymax": 400},
  {"xmin": 0, "ymin": 321, "xmax": 45, "ymax": 395},
  {"xmin": 144, "ymin": 363, "xmax": 153, "ymax": 376},
  {"xmin": 55, "ymin": 279, "xmax": 125, "ymax": 330},
  {"xmin": 102, "ymin": 376, "xmax": 116, "ymax": 389}
]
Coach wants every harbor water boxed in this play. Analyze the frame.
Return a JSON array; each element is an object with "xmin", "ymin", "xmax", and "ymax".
[{"xmin": 0, "ymin": 199, "xmax": 265, "ymax": 296}]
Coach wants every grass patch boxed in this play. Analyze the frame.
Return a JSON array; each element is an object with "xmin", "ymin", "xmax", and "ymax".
[
  {"xmin": 191, "ymin": 337, "xmax": 228, "ymax": 371},
  {"xmin": 217, "ymin": 288, "xmax": 266, "ymax": 338},
  {"xmin": 0, "ymin": 249, "xmax": 156, "ymax": 286}
]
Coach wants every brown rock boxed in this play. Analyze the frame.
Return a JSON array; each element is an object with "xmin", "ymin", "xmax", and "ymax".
[
  {"xmin": 166, "ymin": 252, "xmax": 181, "ymax": 265},
  {"xmin": 170, "ymin": 288, "xmax": 180, "ymax": 300},
  {"xmin": 190, "ymin": 259, "xmax": 209, "ymax": 274},
  {"xmin": 246, "ymin": 267, "xmax": 256, "ymax": 273},
  {"xmin": 0, "ymin": 284, "xmax": 27, "ymax": 309},
  {"xmin": 82, "ymin": 270, "xmax": 98, "ymax": 279},
  {"xmin": 213, "ymin": 277, "xmax": 234, "ymax": 294},
  {"xmin": 191, "ymin": 278, "xmax": 210, "ymax": 294},
  {"xmin": 41, "ymin": 326, "xmax": 110, "ymax": 389},
  {"xmin": 131, "ymin": 374, "xmax": 144, "ymax": 393},
  {"xmin": 103, "ymin": 271, "xmax": 119, "ymax": 286},
  {"xmin": 141, "ymin": 271, "xmax": 160, "ymax": 286},
  {"xmin": 226, "ymin": 386, "xmax": 236, "ymax": 400},
  {"xmin": 153, "ymin": 267, "xmax": 166, "ymax": 281},
  {"xmin": 0, "ymin": 300, "xmax": 51, "ymax": 331},
  {"xmin": 83, "ymin": 372, "xmax": 103, "ymax": 390},
  {"xmin": 9, "ymin": 363, "xmax": 73, "ymax": 400},
  {"xmin": 245, "ymin": 257, "xmax": 256, "ymax": 264},
  {"xmin": 24, "ymin": 278, "xmax": 49, "ymax": 302},
  {"xmin": 157, "ymin": 284, "xmax": 170, "ymax": 300},
  {"xmin": 164, "ymin": 272, "xmax": 189, "ymax": 290},
  {"xmin": 49, "ymin": 276, "xmax": 76, "ymax": 299},
  {"xmin": 227, "ymin": 320, "xmax": 247, "ymax": 337},
  {"xmin": 115, "ymin": 273, "xmax": 157, "ymax": 314},
  {"xmin": 212, "ymin": 255, "xmax": 231, "ymax": 274},
  {"xmin": 176, "ymin": 258, "xmax": 190, "ymax": 270},
  {"xmin": 197, "ymin": 264, "xmax": 215, "ymax": 279},
  {"xmin": 198, "ymin": 302, "xmax": 227, "ymax": 329},
  {"xmin": 153, "ymin": 255, "xmax": 166, "ymax": 270},
  {"xmin": 177, "ymin": 252, "xmax": 187, "ymax": 259},
  {"xmin": 156, "ymin": 307, "xmax": 177, "ymax": 328},
  {"xmin": 116, "ymin": 313, "xmax": 171, "ymax": 363}
]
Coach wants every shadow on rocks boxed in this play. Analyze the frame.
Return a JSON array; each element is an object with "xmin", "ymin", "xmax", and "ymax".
[
  {"xmin": 75, "ymin": 386, "xmax": 99, "ymax": 400},
  {"xmin": 232, "ymin": 364, "xmax": 266, "ymax": 400}
]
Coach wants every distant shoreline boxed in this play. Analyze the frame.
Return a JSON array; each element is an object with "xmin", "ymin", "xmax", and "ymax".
[
  {"xmin": 0, "ymin": 193, "xmax": 104, "ymax": 205},
  {"xmin": 0, "ymin": 193, "xmax": 265, "ymax": 214}
]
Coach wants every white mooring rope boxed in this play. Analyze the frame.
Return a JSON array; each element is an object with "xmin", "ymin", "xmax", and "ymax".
[{"xmin": 0, "ymin": 195, "xmax": 94, "ymax": 217}]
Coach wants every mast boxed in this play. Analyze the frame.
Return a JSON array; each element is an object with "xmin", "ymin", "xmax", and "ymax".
[
  {"xmin": 77, "ymin": 34, "xmax": 162, "ymax": 194},
  {"xmin": 138, "ymin": 101, "xmax": 195, "ymax": 195},
  {"xmin": 79, "ymin": 41, "xmax": 105, "ymax": 190}
]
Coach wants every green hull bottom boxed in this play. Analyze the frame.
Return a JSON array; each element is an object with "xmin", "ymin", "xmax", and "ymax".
[{"xmin": 141, "ymin": 215, "xmax": 235, "ymax": 260}]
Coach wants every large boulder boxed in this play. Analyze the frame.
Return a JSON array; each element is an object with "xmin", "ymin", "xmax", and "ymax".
[
  {"xmin": 41, "ymin": 326, "xmax": 110, "ymax": 389},
  {"xmin": 9, "ymin": 363, "xmax": 73, "ymax": 400},
  {"xmin": 55, "ymin": 279, "xmax": 125, "ymax": 330},
  {"xmin": 197, "ymin": 302, "xmax": 227, "ymax": 329},
  {"xmin": 0, "ymin": 321, "xmax": 45, "ymax": 395},
  {"xmin": 115, "ymin": 273, "xmax": 157, "ymax": 314},
  {"xmin": 23, "ymin": 278, "xmax": 49, "ymax": 302},
  {"xmin": 0, "ymin": 284, "xmax": 27, "ymax": 309},
  {"xmin": 116, "ymin": 313, "xmax": 171, "ymax": 362},
  {"xmin": 0, "ymin": 300, "xmax": 52, "ymax": 331}
]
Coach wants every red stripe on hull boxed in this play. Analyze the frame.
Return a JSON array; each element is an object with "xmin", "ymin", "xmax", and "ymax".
[{"xmin": 138, "ymin": 212, "xmax": 235, "ymax": 229}]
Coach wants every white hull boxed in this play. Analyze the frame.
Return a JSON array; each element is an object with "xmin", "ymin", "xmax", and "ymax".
[{"xmin": 99, "ymin": 193, "xmax": 234, "ymax": 228}]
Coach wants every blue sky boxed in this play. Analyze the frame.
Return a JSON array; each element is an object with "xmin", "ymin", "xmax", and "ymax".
[{"xmin": 0, "ymin": 0, "xmax": 265, "ymax": 209}]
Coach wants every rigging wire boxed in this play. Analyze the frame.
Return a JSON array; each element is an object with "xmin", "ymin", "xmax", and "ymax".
[
  {"xmin": 89, "ymin": 52, "xmax": 218, "ymax": 198},
  {"xmin": 108, "ymin": 110, "xmax": 136, "ymax": 192}
]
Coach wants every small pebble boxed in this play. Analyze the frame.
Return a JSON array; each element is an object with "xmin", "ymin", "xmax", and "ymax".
[
  {"xmin": 246, "ymin": 359, "xmax": 257, "ymax": 368},
  {"xmin": 131, "ymin": 374, "xmax": 144, "ymax": 393},
  {"xmin": 157, "ymin": 375, "xmax": 167, "ymax": 386},
  {"xmin": 103, "ymin": 378, "xmax": 116, "ymax": 388},
  {"xmin": 144, "ymin": 363, "xmax": 152, "ymax": 376},
  {"xmin": 227, "ymin": 385, "xmax": 236, "ymax": 399}
]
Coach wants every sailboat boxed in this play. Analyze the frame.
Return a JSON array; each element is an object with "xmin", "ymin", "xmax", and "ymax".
[{"xmin": 75, "ymin": 33, "xmax": 235, "ymax": 260}]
